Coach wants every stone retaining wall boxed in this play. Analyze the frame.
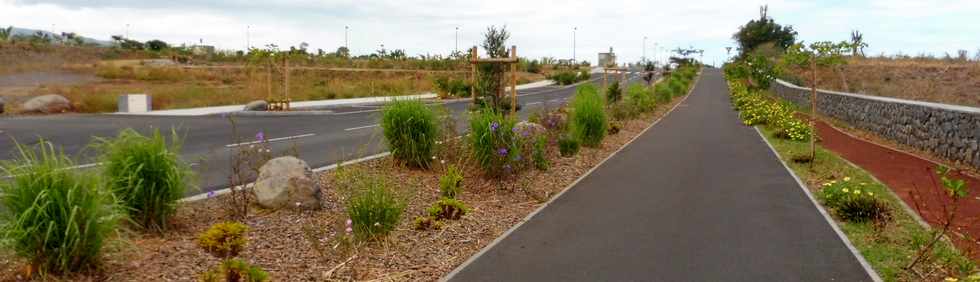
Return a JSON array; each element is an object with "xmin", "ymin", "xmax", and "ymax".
[{"xmin": 770, "ymin": 79, "xmax": 980, "ymax": 170}]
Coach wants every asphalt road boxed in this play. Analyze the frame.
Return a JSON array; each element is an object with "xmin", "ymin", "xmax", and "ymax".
[
  {"xmin": 0, "ymin": 73, "xmax": 642, "ymax": 196},
  {"xmin": 445, "ymin": 68, "xmax": 875, "ymax": 281}
]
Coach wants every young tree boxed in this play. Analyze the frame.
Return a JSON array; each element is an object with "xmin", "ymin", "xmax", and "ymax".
[
  {"xmin": 477, "ymin": 25, "xmax": 510, "ymax": 110},
  {"xmin": 0, "ymin": 26, "xmax": 14, "ymax": 42},
  {"xmin": 849, "ymin": 30, "xmax": 867, "ymax": 57},
  {"xmin": 146, "ymin": 39, "xmax": 170, "ymax": 51},
  {"xmin": 781, "ymin": 41, "xmax": 852, "ymax": 163},
  {"xmin": 732, "ymin": 5, "xmax": 798, "ymax": 57}
]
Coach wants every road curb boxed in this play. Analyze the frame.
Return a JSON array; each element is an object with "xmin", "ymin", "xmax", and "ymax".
[
  {"xmin": 753, "ymin": 126, "xmax": 884, "ymax": 282},
  {"xmin": 441, "ymin": 70, "xmax": 697, "ymax": 281}
]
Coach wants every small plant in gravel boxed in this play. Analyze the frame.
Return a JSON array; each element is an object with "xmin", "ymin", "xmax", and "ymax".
[
  {"xmin": 381, "ymin": 99, "xmax": 439, "ymax": 168},
  {"xmin": 197, "ymin": 222, "xmax": 269, "ymax": 281},
  {"xmin": 532, "ymin": 136, "xmax": 550, "ymax": 171},
  {"xmin": 427, "ymin": 197, "xmax": 469, "ymax": 220},
  {"xmin": 413, "ymin": 216, "xmax": 444, "ymax": 231},
  {"xmin": 0, "ymin": 141, "xmax": 122, "ymax": 275},
  {"xmin": 346, "ymin": 175, "xmax": 405, "ymax": 239},
  {"xmin": 439, "ymin": 164, "xmax": 464, "ymax": 198},
  {"xmin": 907, "ymin": 166, "xmax": 977, "ymax": 275},
  {"xmin": 569, "ymin": 84, "xmax": 608, "ymax": 147},
  {"xmin": 558, "ymin": 135, "xmax": 581, "ymax": 157},
  {"xmin": 198, "ymin": 221, "xmax": 249, "ymax": 259},
  {"xmin": 200, "ymin": 259, "xmax": 269, "ymax": 282},
  {"xmin": 94, "ymin": 128, "xmax": 192, "ymax": 231},
  {"xmin": 818, "ymin": 177, "xmax": 892, "ymax": 226}
]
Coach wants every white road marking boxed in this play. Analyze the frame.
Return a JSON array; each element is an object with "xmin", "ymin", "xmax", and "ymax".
[
  {"xmin": 345, "ymin": 124, "xmax": 380, "ymax": 131},
  {"xmin": 225, "ymin": 133, "xmax": 316, "ymax": 148},
  {"xmin": 525, "ymin": 102, "xmax": 542, "ymax": 106}
]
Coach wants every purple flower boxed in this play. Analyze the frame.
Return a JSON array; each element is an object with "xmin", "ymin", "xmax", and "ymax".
[
  {"xmin": 207, "ymin": 191, "xmax": 216, "ymax": 198},
  {"xmin": 512, "ymin": 127, "xmax": 520, "ymax": 133},
  {"xmin": 490, "ymin": 121, "xmax": 500, "ymax": 132},
  {"xmin": 521, "ymin": 130, "xmax": 530, "ymax": 137},
  {"xmin": 497, "ymin": 147, "xmax": 509, "ymax": 156},
  {"xmin": 255, "ymin": 131, "xmax": 265, "ymax": 141}
]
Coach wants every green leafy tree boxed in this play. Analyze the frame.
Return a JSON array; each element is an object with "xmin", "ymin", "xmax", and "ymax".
[
  {"xmin": 477, "ymin": 25, "xmax": 510, "ymax": 110},
  {"xmin": 0, "ymin": 26, "xmax": 11, "ymax": 42},
  {"xmin": 732, "ymin": 5, "xmax": 798, "ymax": 57},
  {"xmin": 146, "ymin": 39, "xmax": 170, "ymax": 51},
  {"xmin": 781, "ymin": 40, "xmax": 852, "ymax": 162}
]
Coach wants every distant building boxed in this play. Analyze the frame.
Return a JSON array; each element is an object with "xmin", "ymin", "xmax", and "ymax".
[
  {"xmin": 191, "ymin": 45, "xmax": 215, "ymax": 57},
  {"xmin": 598, "ymin": 47, "xmax": 616, "ymax": 67}
]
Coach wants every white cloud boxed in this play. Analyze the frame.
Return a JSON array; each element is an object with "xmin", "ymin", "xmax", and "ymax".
[{"xmin": 1, "ymin": 0, "xmax": 978, "ymax": 66}]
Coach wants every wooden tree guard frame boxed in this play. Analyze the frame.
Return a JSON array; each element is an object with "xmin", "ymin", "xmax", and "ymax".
[
  {"xmin": 602, "ymin": 67, "xmax": 628, "ymax": 90},
  {"xmin": 469, "ymin": 45, "xmax": 519, "ymax": 114}
]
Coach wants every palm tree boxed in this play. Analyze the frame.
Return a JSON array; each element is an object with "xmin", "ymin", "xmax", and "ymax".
[
  {"xmin": 0, "ymin": 26, "xmax": 13, "ymax": 42},
  {"xmin": 850, "ymin": 30, "xmax": 866, "ymax": 57}
]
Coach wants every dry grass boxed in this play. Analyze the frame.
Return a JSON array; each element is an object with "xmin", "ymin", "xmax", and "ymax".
[{"xmin": 784, "ymin": 57, "xmax": 980, "ymax": 108}]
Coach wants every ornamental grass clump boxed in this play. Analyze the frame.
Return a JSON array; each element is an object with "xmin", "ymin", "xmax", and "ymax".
[
  {"xmin": 468, "ymin": 109, "xmax": 524, "ymax": 177},
  {"xmin": 558, "ymin": 135, "xmax": 580, "ymax": 157},
  {"xmin": 381, "ymin": 99, "xmax": 439, "ymax": 168},
  {"xmin": 95, "ymin": 128, "xmax": 192, "ymax": 231},
  {"xmin": 569, "ymin": 84, "xmax": 608, "ymax": 147},
  {"xmin": 346, "ymin": 175, "xmax": 405, "ymax": 239},
  {"xmin": 0, "ymin": 141, "xmax": 122, "ymax": 275}
]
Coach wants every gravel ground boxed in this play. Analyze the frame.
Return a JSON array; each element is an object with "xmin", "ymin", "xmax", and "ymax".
[{"xmin": 0, "ymin": 96, "xmax": 684, "ymax": 282}]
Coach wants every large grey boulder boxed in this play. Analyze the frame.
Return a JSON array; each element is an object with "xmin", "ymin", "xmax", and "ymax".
[
  {"xmin": 22, "ymin": 94, "xmax": 70, "ymax": 113},
  {"xmin": 244, "ymin": 100, "xmax": 268, "ymax": 111},
  {"xmin": 252, "ymin": 156, "xmax": 322, "ymax": 210}
]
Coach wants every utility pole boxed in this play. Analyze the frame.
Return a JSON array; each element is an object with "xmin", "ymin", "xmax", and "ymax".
[
  {"xmin": 246, "ymin": 25, "xmax": 250, "ymax": 51},
  {"xmin": 345, "ymin": 26, "xmax": 349, "ymax": 50},
  {"xmin": 455, "ymin": 26, "xmax": 459, "ymax": 53}
]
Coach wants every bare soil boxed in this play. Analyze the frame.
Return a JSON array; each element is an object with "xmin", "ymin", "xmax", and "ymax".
[{"xmin": 785, "ymin": 58, "xmax": 980, "ymax": 108}]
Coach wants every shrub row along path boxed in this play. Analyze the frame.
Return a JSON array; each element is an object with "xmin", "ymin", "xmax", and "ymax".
[
  {"xmin": 0, "ymin": 73, "xmax": 619, "ymax": 195},
  {"xmin": 813, "ymin": 119, "xmax": 980, "ymax": 258},
  {"xmin": 447, "ymin": 69, "xmax": 875, "ymax": 281}
]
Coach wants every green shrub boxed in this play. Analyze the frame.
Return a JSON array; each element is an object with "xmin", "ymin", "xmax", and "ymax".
[
  {"xmin": 569, "ymin": 84, "xmax": 608, "ymax": 147},
  {"xmin": 427, "ymin": 197, "xmax": 469, "ymax": 220},
  {"xmin": 668, "ymin": 78, "xmax": 687, "ymax": 96},
  {"xmin": 0, "ymin": 141, "xmax": 121, "ymax": 274},
  {"xmin": 433, "ymin": 76, "xmax": 471, "ymax": 98},
  {"xmin": 653, "ymin": 83, "xmax": 672, "ymax": 104},
  {"xmin": 200, "ymin": 258, "xmax": 269, "ymax": 282},
  {"xmin": 532, "ymin": 136, "xmax": 549, "ymax": 170},
  {"xmin": 558, "ymin": 135, "xmax": 580, "ymax": 157},
  {"xmin": 818, "ymin": 178, "xmax": 893, "ymax": 224},
  {"xmin": 625, "ymin": 84, "xmax": 656, "ymax": 114},
  {"xmin": 381, "ymin": 99, "xmax": 439, "ymax": 168},
  {"xmin": 346, "ymin": 176, "xmax": 405, "ymax": 239},
  {"xmin": 95, "ymin": 128, "xmax": 191, "ymax": 231},
  {"xmin": 468, "ymin": 109, "xmax": 523, "ymax": 177},
  {"xmin": 549, "ymin": 70, "xmax": 589, "ymax": 85},
  {"xmin": 606, "ymin": 81, "xmax": 622, "ymax": 103},
  {"xmin": 197, "ymin": 222, "xmax": 249, "ymax": 259},
  {"xmin": 439, "ymin": 165, "xmax": 463, "ymax": 198}
]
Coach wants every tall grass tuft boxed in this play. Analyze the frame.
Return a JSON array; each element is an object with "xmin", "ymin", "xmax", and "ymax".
[
  {"xmin": 345, "ymin": 173, "xmax": 405, "ymax": 239},
  {"xmin": 95, "ymin": 128, "xmax": 192, "ymax": 231},
  {"xmin": 381, "ymin": 99, "xmax": 439, "ymax": 168},
  {"xmin": 569, "ymin": 84, "xmax": 608, "ymax": 147},
  {"xmin": 0, "ymin": 141, "xmax": 122, "ymax": 274},
  {"xmin": 468, "ymin": 109, "xmax": 521, "ymax": 177}
]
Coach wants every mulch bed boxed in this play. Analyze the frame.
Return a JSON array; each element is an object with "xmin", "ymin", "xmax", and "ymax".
[
  {"xmin": 814, "ymin": 119, "xmax": 980, "ymax": 260},
  {"xmin": 0, "ymin": 95, "xmax": 687, "ymax": 281}
]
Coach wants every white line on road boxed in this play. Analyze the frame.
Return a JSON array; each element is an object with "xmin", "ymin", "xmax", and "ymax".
[
  {"xmin": 525, "ymin": 102, "xmax": 542, "ymax": 106},
  {"xmin": 345, "ymin": 124, "xmax": 380, "ymax": 131},
  {"xmin": 224, "ymin": 133, "xmax": 316, "ymax": 148}
]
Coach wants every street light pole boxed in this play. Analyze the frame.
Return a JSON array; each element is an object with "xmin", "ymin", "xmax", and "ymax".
[
  {"xmin": 345, "ymin": 26, "xmax": 349, "ymax": 50},
  {"xmin": 246, "ymin": 25, "xmax": 250, "ymax": 51},
  {"xmin": 573, "ymin": 27, "xmax": 577, "ymax": 63},
  {"xmin": 643, "ymin": 36, "xmax": 647, "ymax": 63},
  {"xmin": 455, "ymin": 27, "xmax": 459, "ymax": 53}
]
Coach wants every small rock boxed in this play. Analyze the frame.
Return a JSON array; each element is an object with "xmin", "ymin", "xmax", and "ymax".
[
  {"xmin": 253, "ymin": 156, "xmax": 322, "ymax": 210},
  {"xmin": 22, "ymin": 94, "xmax": 70, "ymax": 114},
  {"xmin": 244, "ymin": 100, "xmax": 268, "ymax": 111},
  {"xmin": 514, "ymin": 121, "xmax": 546, "ymax": 138}
]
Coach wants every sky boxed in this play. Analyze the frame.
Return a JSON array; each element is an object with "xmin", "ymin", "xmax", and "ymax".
[{"xmin": 2, "ymin": 0, "xmax": 979, "ymax": 66}]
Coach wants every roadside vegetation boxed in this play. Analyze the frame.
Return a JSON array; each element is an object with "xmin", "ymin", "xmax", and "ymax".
[{"xmin": 725, "ymin": 6, "xmax": 979, "ymax": 280}]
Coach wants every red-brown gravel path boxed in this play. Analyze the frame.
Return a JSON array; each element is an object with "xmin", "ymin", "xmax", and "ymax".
[{"xmin": 815, "ymin": 119, "xmax": 980, "ymax": 259}]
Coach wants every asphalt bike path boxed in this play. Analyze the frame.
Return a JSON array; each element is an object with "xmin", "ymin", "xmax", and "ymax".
[{"xmin": 446, "ymin": 68, "xmax": 874, "ymax": 281}]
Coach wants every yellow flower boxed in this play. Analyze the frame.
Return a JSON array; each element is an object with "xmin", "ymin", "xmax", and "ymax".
[
  {"xmin": 944, "ymin": 277, "xmax": 958, "ymax": 282},
  {"xmin": 842, "ymin": 188, "xmax": 849, "ymax": 192},
  {"xmin": 868, "ymin": 192, "xmax": 874, "ymax": 196},
  {"xmin": 854, "ymin": 190, "xmax": 861, "ymax": 195},
  {"xmin": 843, "ymin": 177, "xmax": 851, "ymax": 181}
]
